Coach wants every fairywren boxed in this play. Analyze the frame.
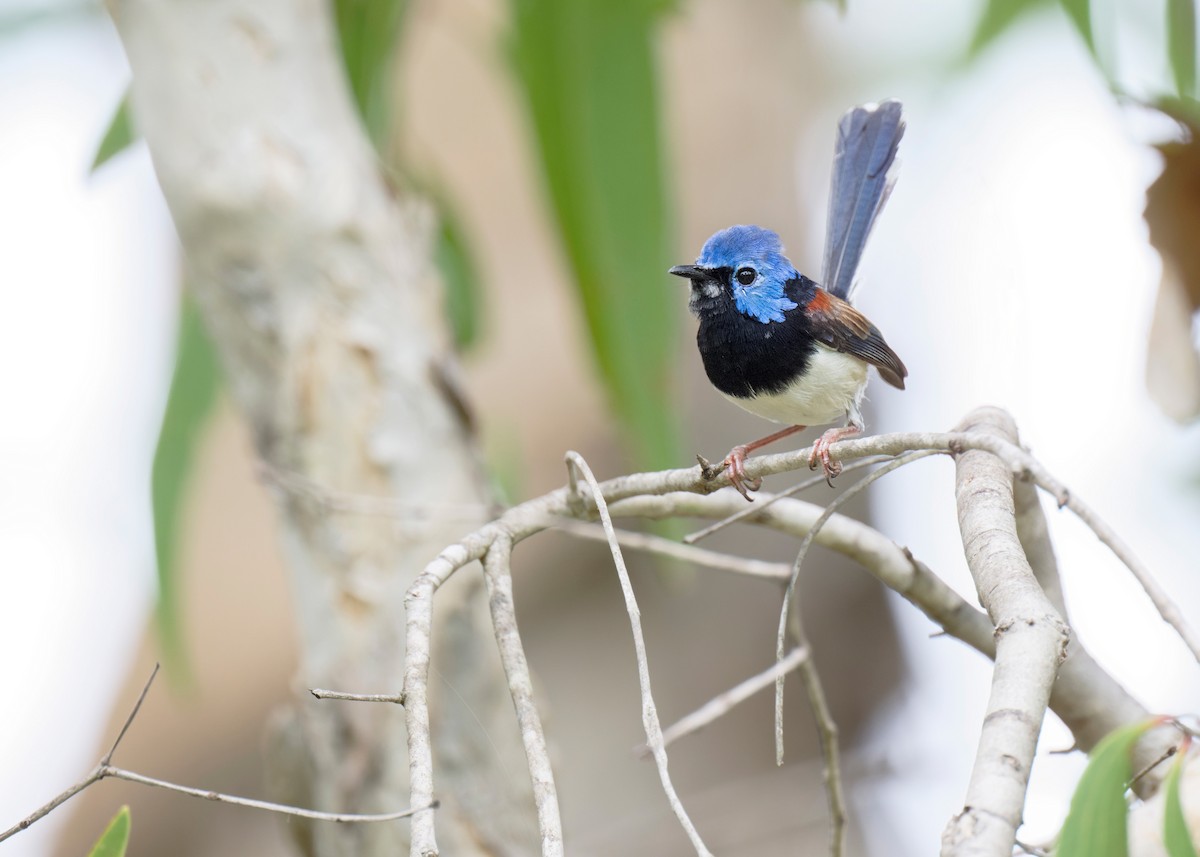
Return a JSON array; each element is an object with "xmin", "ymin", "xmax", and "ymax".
[{"xmin": 670, "ymin": 101, "xmax": 908, "ymax": 500}]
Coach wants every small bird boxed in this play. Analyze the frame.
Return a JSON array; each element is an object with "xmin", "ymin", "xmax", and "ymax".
[{"xmin": 669, "ymin": 100, "xmax": 908, "ymax": 500}]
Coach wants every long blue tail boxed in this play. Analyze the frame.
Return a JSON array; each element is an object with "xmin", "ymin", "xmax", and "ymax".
[{"xmin": 821, "ymin": 100, "xmax": 905, "ymax": 301}]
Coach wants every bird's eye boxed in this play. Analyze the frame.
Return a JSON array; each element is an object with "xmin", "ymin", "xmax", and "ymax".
[{"xmin": 735, "ymin": 267, "xmax": 756, "ymax": 286}]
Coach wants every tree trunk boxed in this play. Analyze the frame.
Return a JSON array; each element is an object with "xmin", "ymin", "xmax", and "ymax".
[{"xmin": 109, "ymin": 1, "xmax": 536, "ymax": 853}]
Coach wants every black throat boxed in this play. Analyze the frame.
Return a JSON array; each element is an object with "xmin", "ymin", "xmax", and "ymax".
[{"xmin": 692, "ymin": 272, "xmax": 821, "ymax": 400}]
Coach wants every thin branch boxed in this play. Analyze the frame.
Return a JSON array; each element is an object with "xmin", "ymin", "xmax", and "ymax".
[
  {"xmin": 1013, "ymin": 474, "xmax": 1067, "ymax": 618},
  {"xmin": 787, "ymin": 608, "xmax": 846, "ymax": 857},
  {"xmin": 310, "ymin": 689, "xmax": 404, "ymax": 704},
  {"xmin": 0, "ymin": 769, "xmax": 104, "ymax": 844},
  {"xmin": 102, "ymin": 662, "xmax": 160, "ymax": 765},
  {"xmin": 683, "ymin": 455, "xmax": 895, "ymax": 544},
  {"xmin": 549, "ymin": 517, "xmax": 791, "ymax": 581},
  {"xmin": 0, "ymin": 664, "xmax": 429, "ymax": 846},
  {"xmin": 637, "ymin": 646, "xmax": 811, "ymax": 756},
  {"xmin": 776, "ymin": 450, "xmax": 939, "ymax": 764},
  {"xmin": 613, "ymin": 489, "xmax": 1175, "ymax": 794},
  {"xmin": 103, "ymin": 766, "xmax": 433, "ymax": 823},
  {"xmin": 564, "ymin": 451, "xmax": 714, "ymax": 857},
  {"xmin": 482, "ymin": 533, "xmax": 563, "ymax": 856}
]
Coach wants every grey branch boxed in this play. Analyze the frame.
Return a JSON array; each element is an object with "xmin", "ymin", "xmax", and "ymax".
[
  {"xmin": 482, "ymin": 534, "xmax": 564, "ymax": 856},
  {"xmin": 565, "ymin": 452, "xmax": 714, "ymax": 857},
  {"xmin": 941, "ymin": 409, "xmax": 1070, "ymax": 857},
  {"xmin": 310, "ymin": 689, "xmax": 405, "ymax": 704},
  {"xmin": 399, "ymin": 409, "xmax": 1179, "ymax": 853}
]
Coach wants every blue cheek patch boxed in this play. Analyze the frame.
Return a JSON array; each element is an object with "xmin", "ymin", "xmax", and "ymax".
[{"xmin": 734, "ymin": 288, "xmax": 797, "ymax": 324}]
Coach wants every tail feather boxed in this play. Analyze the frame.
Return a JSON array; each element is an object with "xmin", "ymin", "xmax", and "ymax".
[{"xmin": 821, "ymin": 100, "xmax": 905, "ymax": 301}]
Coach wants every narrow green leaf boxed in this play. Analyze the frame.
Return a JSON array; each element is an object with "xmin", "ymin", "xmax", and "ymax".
[
  {"xmin": 152, "ymin": 297, "xmax": 221, "ymax": 673},
  {"xmin": 1058, "ymin": 0, "xmax": 1097, "ymax": 58},
  {"xmin": 968, "ymin": 0, "xmax": 1054, "ymax": 58},
  {"xmin": 1164, "ymin": 752, "xmax": 1199, "ymax": 857},
  {"xmin": 1057, "ymin": 721, "xmax": 1154, "ymax": 857},
  {"xmin": 86, "ymin": 806, "xmax": 131, "ymax": 857},
  {"xmin": 91, "ymin": 92, "xmax": 135, "ymax": 173},
  {"xmin": 435, "ymin": 202, "xmax": 483, "ymax": 351},
  {"xmin": 509, "ymin": 0, "xmax": 682, "ymax": 470},
  {"xmin": 1169, "ymin": 0, "xmax": 1198, "ymax": 98},
  {"xmin": 333, "ymin": 0, "xmax": 409, "ymax": 148}
]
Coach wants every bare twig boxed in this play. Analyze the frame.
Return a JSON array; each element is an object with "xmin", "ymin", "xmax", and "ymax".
[
  {"xmin": 683, "ymin": 455, "xmax": 895, "ymax": 544},
  {"xmin": 1013, "ymin": 474, "xmax": 1067, "ymax": 619},
  {"xmin": 549, "ymin": 518, "xmax": 790, "ymax": 581},
  {"xmin": 564, "ymin": 452, "xmax": 714, "ymax": 857},
  {"xmin": 102, "ymin": 663, "xmax": 160, "ymax": 765},
  {"xmin": 786, "ymin": 607, "xmax": 847, "ymax": 857},
  {"xmin": 1128, "ymin": 744, "xmax": 1178, "ymax": 789},
  {"xmin": 309, "ymin": 689, "xmax": 405, "ymax": 704},
  {"xmin": 637, "ymin": 646, "xmax": 811, "ymax": 756},
  {"xmin": 941, "ymin": 409, "xmax": 1070, "ymax": 857},
  {"xmin": 103, "ymin": 766, "xmax": 433, "ymax": 823},
  {"xmin": 0, "ymin": 664, "xmax": 429, "ymax": 846},
  {"xmin": 776, "ymin": 450, "xmax": 939, "ymax": 764},
  {"xmin": 482, "ymin": 533, "xmax": 563, "ymax": 856}
]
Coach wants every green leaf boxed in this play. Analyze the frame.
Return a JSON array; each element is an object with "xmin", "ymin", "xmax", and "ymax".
[
  {"xmin": 968, "ymin": 0, "xmax": 1054, "ymax": 58},
  {"xmin": 508, "ymin": 0, "xmax": 682, "ymax": 470},
  {"xmin": 435, "ymin": 201, "xmax": 483, "ymax": 351},
  {"xmin": 86, "ymin": 806, "xmax": 131, "ymax": 857},
  {"xmin": 1169, "ymin": 0, "xmax": 1198, "ymax": 98},
  {"xmin": 91, "ymin": 92, "xmax": 135, "ymax": 173},
  {"xmin": 1058, "ymin": 0, "xmax": 1097, "ymax": 58},
  {"xmin": 1057, "ymin": 721, "xmax": 1154, "ymax": 857},
  {"xmin": 333, "ymin": 0, "xmax": 410, "ymax": 148},
  {"xmin": 152, "ymin": 297, "xmax": 221, "ymax": 673},
  {"xmin": 1164, "ymin": 751, "xmax": 1199, "ymax": 857}
]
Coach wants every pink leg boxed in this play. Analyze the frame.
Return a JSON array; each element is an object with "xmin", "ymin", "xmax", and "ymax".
[
  {"xmin": 720, "ymin": 424, "xmax": 807, "ymax": 501},
  {"xmin": 809, "ymin": 424, "xmax": 861, "ymax": 484}
]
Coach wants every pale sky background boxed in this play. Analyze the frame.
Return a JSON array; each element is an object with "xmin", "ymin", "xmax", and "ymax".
[{"xmin": 1, "ymin": 1, "xmax": 1198, "ymax": 855}]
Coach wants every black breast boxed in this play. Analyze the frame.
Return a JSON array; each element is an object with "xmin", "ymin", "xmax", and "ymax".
[{"xmin": 693, "ymin": 275, "xmax": 819, "ymax": 400}]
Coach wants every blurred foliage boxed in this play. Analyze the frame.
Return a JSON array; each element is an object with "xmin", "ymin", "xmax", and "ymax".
[
  {"xmin": 1169, "ymin": 0, "xmax": 1198, "ymax": 98},
  {"xmin": 435, "ymin": 198, "xmax": 484, "ymax": 350},
  {"xmin": 969, "ymin": 0, "xmax": 1093, "ymax": 62},
  {"xmin": 86, "ymin": 806, "xmax": 131, "ymax": 857},
  {"xmin": 333, "ymin": 0, "xmax": 408, "ymax": 150},
  {"xmin": 508, "ymin": 0, "xmax": 682, "ymax": 470},
  {"xmin": 334, "ymin": 0, "xmax": 484, "ymax": 351},
  {"xmin": 150, "ymin": 298, "xmax": 220, "ymax": 673},
  {"xmin": 969, "ymin": 0, "xmax": 1052, "ymax": 57},
  {"xmin": 1164, "ymin": 747, "xmax": 1199, "ymax": 857},
  {"xmin": 92, "ymin": 93, "xmax": 133, "ymax": 171},
  {"xmin": 1056, "ymin": 720, "xmax": 1154, "ymax": 857}
]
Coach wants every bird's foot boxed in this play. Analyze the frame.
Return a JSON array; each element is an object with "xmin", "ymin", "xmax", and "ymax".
[
  {"xmin": 808, "ymin": 426, "xmax": 860, "ymax": 486},
  {"xmin": 721, "ymin": 444, "xmax": 762, "ymax": 501}
]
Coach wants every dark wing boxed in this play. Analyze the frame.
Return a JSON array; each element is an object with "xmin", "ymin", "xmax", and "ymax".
[
  {"xmin": 805, "ymin": 288, "xmax": 908, "ymax": 389},
  {"xmin": 822, "ymin": 100, "xmax": 905, "ymax": 301}
]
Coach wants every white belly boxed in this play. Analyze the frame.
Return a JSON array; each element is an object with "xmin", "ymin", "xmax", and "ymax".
[{"xmin": 722, "ymin": 344, "xmax": 869, "ymax": 428}]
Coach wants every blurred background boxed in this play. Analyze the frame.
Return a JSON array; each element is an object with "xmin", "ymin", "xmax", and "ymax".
[{"xmin": 3, "ymin": 0, "xmax": 1200, "ymax": 854}]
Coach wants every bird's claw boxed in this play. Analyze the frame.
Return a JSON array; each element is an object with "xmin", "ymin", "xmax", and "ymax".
[
  {"xmin": 808, "ymin": 432, "xmax": 844, "ymax": 487},
  {"xmin": 722, "ymin": 445, "xmax": 761, "ymax": 501}
]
